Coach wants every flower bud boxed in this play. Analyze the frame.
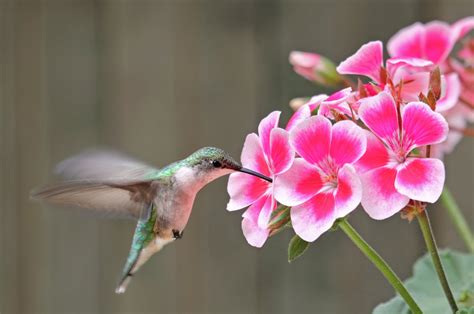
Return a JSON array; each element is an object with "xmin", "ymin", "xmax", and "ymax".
[
  {"xmin": 268, "ymin": 206, "xmax": 291, "ymax": 237},
  {"xmin": 289, "ymin": 51, "xmax": 343, "ymax": 87},
  {"xmin": 289, "ymin": 97, "xmax": 310, "ymax": 111}
]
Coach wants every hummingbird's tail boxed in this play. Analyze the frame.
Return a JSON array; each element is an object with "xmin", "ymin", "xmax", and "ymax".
[
  {"xmin": 115, "ymin": 275, "xmax": 133, "ymax": 294},
  {"xmin": 115, "ymin": 237, "xmax": 173, "ymax": 294}
]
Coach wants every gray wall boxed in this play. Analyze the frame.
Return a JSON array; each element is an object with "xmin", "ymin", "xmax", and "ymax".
[{"xmin": 1, "ymin": 0, "xmax": 472, "ymax": 313}]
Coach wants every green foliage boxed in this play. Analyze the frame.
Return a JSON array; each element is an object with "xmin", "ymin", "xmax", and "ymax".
[
  {"xmin": 288, "ymin": 234, "xmax": 310, "ymax": 263},
  {"xmin": 457, "ymin": 307, "xmax": 474, "ymax": 314},
  {"xmin": 373, "ymin": 250, "xmax": 474, "ymax": 314}
]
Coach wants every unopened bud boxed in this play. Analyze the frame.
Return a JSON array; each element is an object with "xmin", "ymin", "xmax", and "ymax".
[{"xmin": 289, "ymin": 51, "xmax": 344, "ymax": 87}]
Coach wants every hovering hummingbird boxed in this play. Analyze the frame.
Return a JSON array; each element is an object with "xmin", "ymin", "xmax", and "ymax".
[{"xmin": 31, "ymin": 147, "xmax": 271, "ymax": 293}]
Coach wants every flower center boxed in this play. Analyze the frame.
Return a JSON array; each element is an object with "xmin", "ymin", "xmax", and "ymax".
[{"xmin": 318, "ymin": 157, "xmax": 339, "ymax": 190}]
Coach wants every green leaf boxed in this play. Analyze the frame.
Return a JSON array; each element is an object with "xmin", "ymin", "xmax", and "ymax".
[
  {"xmin": 288, "ymin": 234, "xmax": 310, "ymax": 263},
  {"xmin": 457, "ymin": 307, "xmax": 474, "ymax": 314},
  {"xmin": 373, "ymin": 250, "xmax": 474, "ymax": 314}
]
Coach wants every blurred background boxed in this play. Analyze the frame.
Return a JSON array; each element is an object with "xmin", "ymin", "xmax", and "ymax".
[{"xmin": 0, "ymin": 0, "xmax": 472, "ymax": 313}]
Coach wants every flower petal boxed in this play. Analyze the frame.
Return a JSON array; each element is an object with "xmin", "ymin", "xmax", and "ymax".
[
  {"xmin": 334, "ymin": 164, "xmax": 362, "ymax": 218},
  {"xmin": 399, "ymin": 71, "xmax": 430, "ymax": 102},
  {"xmin": 395, "ymin": 158, "xmax": 445, "ymax": 203},
  {"xmin": 286, "ymin": 104, "xmax": 311, "ymax": 132},
  {"xmin": 387, "ymin": 22, "xmax": 425, "ymax": 59},
  {"xmin": 424, "ymin": 21, "xmax": 454, "ymax": 64},
  {"xmin": 289, "ymin": 51, "xmax": 320, "ymax": 68},
  {"xmin": 358, "ymin": 91, "xmax": 399, "ymax": 144},
  {"xmin": 451, "ymin": 16, "xmax": 474, "ymax": 41},
  {"xmin": 306, "ymin": 94, "xmax": 329, "ymax": 111},
  {"xmin": 337, "ymin": 41, "xmax": 383, "ymax": 83},
  {"xmin": 386, "ymin": 57, "xmax": 434, "ymax": 79},
  {"xmin": 274, "ymin": 158, "xmax": 322, "ymax": 206},
  {"xmin": 257, "ymin": 193, "xmax": 277, "ymax": 229},
  {"xmin": 269, "ymin": 128, "xmax": 294, "ymax": 175},
  {"xmin": 241, "ymin": 196, "xmax": 271, "ymax": 247},
  {"xmin": 329, "ymin": 120, "xmax": 367, "ymax": 167},
  {"xmin": 401, "ymin": 102, "xmax": 449, "ymax": 151},
  {"xmin": 258, "ymin": 111, "xmax": 281, "ymax": 158},
  {"xmin": 355, "ymin": 130, "xmax": 390, "ymax": 173},
  {"xmin": 241, "ymin": 218, "xmax": 269, "ymax": 248},
  {"xmin": 291, "ymin": 192, "xmax": 336, "ymax": 242},
  {"xmin": 437, "ymin": 73, "xmax": 461, "ymax": 112},
  {"xmin": 290, "ymin": 115, "xmax": 332, "ymax": 165},
  {"xmin": 361, "ymin": 167, "xmax": 410, "ymax": 220},
  {"xmin": 240, "ymin": 133, "xmax": 271, "ymax": 176},
  {"xmin": 227, "ymin": 172, "xmax": 270, "ymax": 211},
  {"xmin": 318, "ymin": 88, "xmax": 355, "ymax": 118}
]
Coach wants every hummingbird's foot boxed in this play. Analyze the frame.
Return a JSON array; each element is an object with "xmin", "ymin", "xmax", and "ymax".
[{"xmin": 172, "ymin": 229, "xmax": 183, "ymax": 239}]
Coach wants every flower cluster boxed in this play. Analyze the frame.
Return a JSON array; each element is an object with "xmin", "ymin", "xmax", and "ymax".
[{"xmin": 227, "ymin": 17, "xmax": 473, "ymax": 247}]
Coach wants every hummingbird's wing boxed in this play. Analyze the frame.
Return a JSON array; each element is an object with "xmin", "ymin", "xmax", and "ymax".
[
  {"xmin": 54, "ymin": 149, "xmax": 159, "ymax": 183},
  {"xmin": 31, "ymin": 149, "xmax": 163, "ymax": 219}
]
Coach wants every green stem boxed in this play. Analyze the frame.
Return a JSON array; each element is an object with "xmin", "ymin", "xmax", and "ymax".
[
  {"xmin": 338, "ymin": 219, "xmax": 422, "ymax": 314},
  {"xmin": 440, "ymin": 187, "xmax": 474, "ymax": 253},
  {"xmin": 416, "ymin": 210, "xmax": 458, "ymax": 313}
]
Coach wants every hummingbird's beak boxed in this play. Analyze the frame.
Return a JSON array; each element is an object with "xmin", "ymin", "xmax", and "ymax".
[{"xmin": 238, "ymin": 167, "xmax": 273, "ymax": 183}]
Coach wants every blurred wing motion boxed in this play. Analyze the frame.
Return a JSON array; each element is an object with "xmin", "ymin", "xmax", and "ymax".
[{"xmin": 31, "ymin": 149, "xmax": 162, "ymax": 219}]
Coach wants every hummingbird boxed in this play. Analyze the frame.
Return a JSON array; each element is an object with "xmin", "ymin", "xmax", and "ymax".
[{"xmin": 31, "ymin": 147, "xmax": 271, "ymax": 293}]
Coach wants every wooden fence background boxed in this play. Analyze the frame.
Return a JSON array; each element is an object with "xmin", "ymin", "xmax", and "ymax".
[{"xmin": 1, "ymin": 0, "xmax": 472, "ymax": 313}]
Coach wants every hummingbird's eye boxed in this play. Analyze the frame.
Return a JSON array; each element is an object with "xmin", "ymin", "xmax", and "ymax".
[{"xmin": 212, "ymin": 160, "xmax": 222, "ymax": 168}]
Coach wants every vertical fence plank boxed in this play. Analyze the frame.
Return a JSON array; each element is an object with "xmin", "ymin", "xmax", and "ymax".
[
  {"xmin": 97, "ymin": 1, "xmax": 179, "ymax": 312},
  {"xmin": 42, "ymin": 0, "xmax": 101, "ymax": 312},
  {"xmin": 0, "ymin": 1, "xmax": 19, "ymax": 313},
  {"xmin": 177, "ymin": 1, "xmax": 261, "ymax": 313},
  {"xmin": 13, "ymin": 1, "xmax": 52, "ymax": 312}
]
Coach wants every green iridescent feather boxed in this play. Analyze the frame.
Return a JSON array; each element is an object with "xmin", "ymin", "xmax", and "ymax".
[{"xmin": 119, "ymin": 203, "xmax": 157, "ymax": 281}]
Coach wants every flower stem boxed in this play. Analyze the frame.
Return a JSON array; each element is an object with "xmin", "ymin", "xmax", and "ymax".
[
  {"xmin": 416, "ymin": 210, "xmax": 458, "ymax": 313},
  {"xmin": 338, "ymin": 219, "xmax": 422, "ymax": 314},
  {"xmin": 440, "ymin": 187, "xmax": 474, "ymax": 253}
]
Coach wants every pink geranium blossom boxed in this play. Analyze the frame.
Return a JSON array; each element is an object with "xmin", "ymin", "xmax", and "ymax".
[
  {"xmin": 386, "ymin": 17, "xmax": 473, "ymax": 159},
  {"xmin": 227, "ymin": 111, "xmax": 294, "ymax": 247},
  {"xmin": 356, "ymin": 92, "xmax": 448, "ymax": 219},
  {"xmin": 337, "ymin": 41, "xmax": 434, "ymax": 102},
  {"xmin": 387, "ymin": 17, "xmax": 474, "ymax": 66},
  {"xmin": 274, "ymin": 116, "xmax": 366, "ymax": 242},
  {"xmin": 387, "ymin": 21, "xmax": 456, "ymax": 65}
]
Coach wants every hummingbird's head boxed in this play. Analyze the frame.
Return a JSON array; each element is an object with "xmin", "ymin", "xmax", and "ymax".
[{"xmin": 188, "ymin": 147, "xmax": 272, "ymax": 183}]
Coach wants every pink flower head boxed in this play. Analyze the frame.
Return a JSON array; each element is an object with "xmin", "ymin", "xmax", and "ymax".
[
  {"xmin": 227, "ymin": 111, "xmax": 294, "ymax": 247},
  {"xmin": 336, "ymin": 41, "xmax": 434, "ymax": 101},
  {"xmin": 274, "ymin": 117, "xmax": 366, "ymax": 242},
  {"xmin": 387, "ymin": 21, "xmax": 456, "ymax": 64},
  {"xmin": 356, "ymin": 92, "xmax": 448, "ymax": 219},
  {"xmin": 289, "ymin": 51, "xmax": 342, "ymax": 86}
]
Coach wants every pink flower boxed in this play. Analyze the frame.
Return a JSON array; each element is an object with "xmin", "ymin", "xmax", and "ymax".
[
  {"xmin": 387, "ymin": 21, "xmax": 455, "ymax": 65},
  {"xmin": 289, "ymin": 89, "xmax": 359, "ymax": 122},
  {"xmin": 290, "ymin": 51, "xmax": 342, "ymax": 87},
  {"xmin": 227, "ymin": 111, "xmax": 294, "ymax": 247},
  {"xmin": 274, "ymin": 117, "xmax": 366, "ymax": 242},
  {"xmin": 356, "ymin": 92, "xmax": 448, "ymax": 219},
  {"xmin": 336, "ymin": 41, "xmax": 433, "ymax": 101}
]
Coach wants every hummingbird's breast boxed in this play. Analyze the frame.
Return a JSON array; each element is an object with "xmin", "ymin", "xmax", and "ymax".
[
  {"xmin": 155, "ymin": 166, "xmax": 202, "ymax": 232},
  {"xmin": 155, "ymin": 165, "xmax": 232, "ymax": 233}
]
